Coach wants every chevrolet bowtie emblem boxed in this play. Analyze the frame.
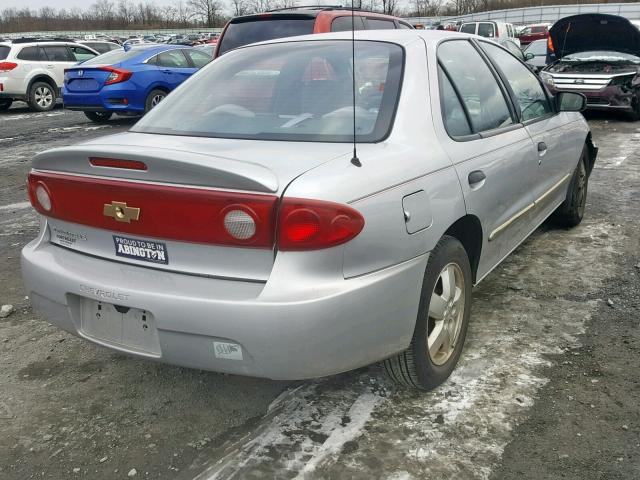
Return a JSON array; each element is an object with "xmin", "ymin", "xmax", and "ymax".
[{"xmin": 103, "ymin": 201, "xmax": 140, "ymax": 223}]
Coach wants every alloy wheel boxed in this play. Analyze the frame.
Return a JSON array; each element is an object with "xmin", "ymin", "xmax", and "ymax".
[
  {"xmin": 427, "ymin": 262, "xmax": 466, "ymax": 366},
  {"xmin": 150, "ymin": 94, "xmax": 165, "ymax": 108},
  {"xmin": 35, "ymin": 86, "xmax": 53, "ymax": 108}
]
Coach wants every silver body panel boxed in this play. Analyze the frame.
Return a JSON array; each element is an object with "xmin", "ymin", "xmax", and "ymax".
[{"xmin": 22, "ymin": 31, "xmax": 591, "ymax": 380}]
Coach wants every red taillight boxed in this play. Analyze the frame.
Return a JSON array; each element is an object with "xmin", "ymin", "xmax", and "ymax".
[
  {"xmin": 27, "ymin": 172, "xmax": 278, "ymax": 247},
  {"xmin": 277, "ymin": 198, "xmax": 364, "ymax": 251},
  {"xmin": 90, "ymin": 157, "xmax": 147, "ymax": 170},
  {"xmin": 99, "ymin": 66, "xmax": 133, "ymax": 85},
  {"xmin": 547, "ymin": 36, "xmax": 554, "ymax": 52},
  {"xmin": 0, "ymin": 62, "xmax": 18, "ymax": 72}
]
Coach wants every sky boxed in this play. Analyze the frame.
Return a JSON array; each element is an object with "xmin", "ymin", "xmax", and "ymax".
[{"xmin": 1, "ymin": 0, "xmax": 86, "ymax": 8}]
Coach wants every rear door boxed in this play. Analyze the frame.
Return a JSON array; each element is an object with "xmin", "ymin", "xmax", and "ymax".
[
  {"xmin": 434, "ymin": 39, "xmax": 539, "ymax": 279},
  {"xmin": 40, "ymin": 44, "xmax": 76, "ymax": 87},
  {"xmin": 155, "ymin": 49, "xmax": 195, "ymax": 88}
]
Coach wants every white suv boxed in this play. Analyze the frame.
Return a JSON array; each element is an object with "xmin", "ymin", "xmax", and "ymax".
[{"xmin": 0, "ymin": 39, "xmax": 99, "ymax": 112}]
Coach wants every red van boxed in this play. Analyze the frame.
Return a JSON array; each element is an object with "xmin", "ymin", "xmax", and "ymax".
[{"xmin": 214, "ymin": 6, "xmax": 413, "ymax": 58}]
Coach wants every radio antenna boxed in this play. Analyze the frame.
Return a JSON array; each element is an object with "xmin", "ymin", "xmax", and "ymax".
[{"xmin": 350, "ymin": 0, "xmax": 361, "ymax": 167}]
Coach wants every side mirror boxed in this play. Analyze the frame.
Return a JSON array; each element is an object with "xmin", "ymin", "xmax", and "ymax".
[
  {"xmin": 556, "ymin": 92, "xmax": 587, "ymax": 112},
  {"xmin": 524, "ymin": 52, "xmax": 535, "ymax": 61}
]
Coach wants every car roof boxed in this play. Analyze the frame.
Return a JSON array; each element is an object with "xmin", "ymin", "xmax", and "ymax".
[
  {"xmin": 229, "ymin": 7, "xmax": 403, "ymax": 22},
  {"xmin": 241, "ymin": 29, "xmax": 471, "ymax": 49}
]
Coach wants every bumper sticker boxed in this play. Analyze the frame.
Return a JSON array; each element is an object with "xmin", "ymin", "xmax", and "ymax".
[{"xmin": 113, "ymin": 235, "xmax": 169, "ymax": 265}]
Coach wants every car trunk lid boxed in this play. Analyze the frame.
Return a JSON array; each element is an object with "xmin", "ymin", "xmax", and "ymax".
[
  {"xmin": 64, "ymin": 66, "xmax": 124, "ymax": 92},
  {"xmin": 30, "ymin": 132, "xmax": 350, "ymax": 281}
]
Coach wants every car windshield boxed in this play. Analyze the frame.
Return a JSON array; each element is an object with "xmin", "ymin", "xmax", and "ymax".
[
  {"xmin": 563, "ymin": 50, "xmax": 640, "ymax": 63},
  {"xmin": 217, "ymin": 17, "xmax": 315, "ymax": 55},
  {"xmin": 132, "ymin": 40, "xmax": 404, "ymax": 143},
  {"xmin": 525, "ymin": 40, "xmax": 546, "ymax": 55},
  {"xmin": 81, "ymin": 48, "xmax": 142, "ymax": 65}
]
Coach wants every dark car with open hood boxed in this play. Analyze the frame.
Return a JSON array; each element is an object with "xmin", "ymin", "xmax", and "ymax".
[{"xmin": 540, "ymin": 13, "xmax": 640, "ymax": 119}]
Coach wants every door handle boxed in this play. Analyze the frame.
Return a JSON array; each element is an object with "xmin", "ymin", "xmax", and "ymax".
[
  {"xmin": 162, "ymin": 69, "xmax": 173, "ymax": 74},
  {"xmin": 538, "ymin": 142, "xmax": 547, "ymax": 154},
  {"xmin": 468, "ymin": 170, "xmax": 486, "ymax": 189}
]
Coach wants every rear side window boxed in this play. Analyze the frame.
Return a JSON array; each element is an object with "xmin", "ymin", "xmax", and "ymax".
[
  {"xmin": 157, "ymin": 50, "xmax": 190, "ymax": 68},
  {"xmin": 438, "ymin": 40, "xmax": 513, "ymax": 134},
  {"xmin": 367, "ymin": 19, "xmax": 396, "ymax": 30},
  {"xmin": 17, "ymin": 46, "xmax": 42, "ymax": 61},
  {"xmin": 218, "ymin": 17, "xmax": 315, "ymax": 56},
  {"xmin": 532, "ymin": 26, "xmax": 544, "ymax": 33},
  {"xmin": 84, "ymin": 42, "xmax": 119, "ymax": 54},
  {"xmin": 69, "ymin": 45, "xmax": 97, "ymax": 62},
  {"xmin": 477, "ymin": 23, "xmax": 495, "ymax": 38},
  {"xmin": 459, "ymin": 23, "xmax": 476, "ymax": 34},
  {"xmin": 331, "ymin": 16, "xmax": 365, "ymax": 32},
  {"xmin": 0, "ymin": 45, "xmax": 9, "ymax": 60},
  {"xmin": 42, "ymin": 46, "xmax": 73, "ymax": 62},
  {"xmin": 438, "ymin": 66, "xmax": 471, "ymax": 137}
]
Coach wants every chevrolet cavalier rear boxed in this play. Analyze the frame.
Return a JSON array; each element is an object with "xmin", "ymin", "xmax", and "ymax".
[{"xmin": 22, "ymin": 31, "xmax": 594, "ymax": 390}]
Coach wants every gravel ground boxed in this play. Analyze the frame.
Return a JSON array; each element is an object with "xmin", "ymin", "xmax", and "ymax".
[{"xmin": 0, "ymin": 103, "xmax": 638, "ymax": 479}]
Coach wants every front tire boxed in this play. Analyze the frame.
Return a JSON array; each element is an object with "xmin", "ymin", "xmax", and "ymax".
[
  {"xmin": 28, "ymin": 81, "xmax": 56, "ymax": 112},
  {"xmin": 384, "ymin": 235, "xmax": 472, "ymax": 391},
  {"xmin": 84, "ymin": 111, "xmax": 113, "ymax": 123},
  {"xmin": 553, "ymin": 146, "xmax": 589, "ymax": 228},
  {"xmin": 145, "ymin": 89, "xmax": 167, "ymax": 113},
  {"xmin": 0, "ymin": 99, "xmax": 12, "ymax": 111}
]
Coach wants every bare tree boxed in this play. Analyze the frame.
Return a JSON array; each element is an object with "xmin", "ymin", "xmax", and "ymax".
[
  {"xmin": 188, "ymin": 0, "xmax": 223, "ymax": 26},
  {"xmin": 231, "ymin": 0, "xmax": 250, "ymax": 16}
]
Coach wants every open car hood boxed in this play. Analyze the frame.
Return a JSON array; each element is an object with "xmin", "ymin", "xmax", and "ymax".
[{"xmin": 550, "ymin": 14, "xmax": 640, "ymax": 59}]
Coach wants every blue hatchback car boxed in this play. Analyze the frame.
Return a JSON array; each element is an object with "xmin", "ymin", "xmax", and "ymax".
[{"xmin": 63, "ymin": 44, "xmax": 212, "ymax": 122}]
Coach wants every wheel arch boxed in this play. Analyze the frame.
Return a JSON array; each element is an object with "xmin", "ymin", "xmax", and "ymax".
[
  {"xmin": 443, "ymin": 215, "xmax": 483, "ymax": 284},
  {"xmin": 27, "ymin": 74, "xmax": 57, "ymax": 94}
]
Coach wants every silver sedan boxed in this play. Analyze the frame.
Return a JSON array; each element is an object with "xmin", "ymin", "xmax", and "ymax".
[{"xmin": 22, "ymin": 30, "xmax": 595, "ymax": 390}]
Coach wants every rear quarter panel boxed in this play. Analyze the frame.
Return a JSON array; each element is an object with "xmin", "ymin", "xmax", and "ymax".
[{"xmin": 282, "ymin": 39, "xmax": 466, "ymax": 279}]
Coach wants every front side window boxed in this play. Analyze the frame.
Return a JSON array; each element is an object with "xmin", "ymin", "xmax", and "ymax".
[
  {"xmin": 524, "ymin": 40, "xmax": 547, "ymax": 56},
  {"xmin": 157, "ymin": 50, "xmax": 190, "ymax": 68},
  {"xmin": 42, "ymin": 46, "xmax": 72, "ymax": 62},
  {"xmin": 477, "ymin": 23, "xmax": 495, "ymax": 38},
  {"xmin": 133, "ymin": 40, "xmax": 404, "ymax": 143},
  {"xmin": 186, "ymin": 49, "xmax": 211, "ymax": 68},
  {"xmin": 437, "ymin": 40, "xmax": 513, "ymax": 133},
  {"xmin": 481, "ymin": 42, "xmax": 552, "ymax": 122}
]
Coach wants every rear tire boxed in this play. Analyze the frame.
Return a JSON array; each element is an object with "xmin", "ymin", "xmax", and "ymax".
[
  {"xmin": 0, "ymin": 99, "xmax": 12, "ymax": 111},
  {"xmin": 552, "ymin": 146, "xmax": 589, "ymax": 228},
  {"xmin": 28, "ymin": 81, "xmax": 56, "ymax": 112},
  {"xmin": 383, "ymin": 235, "xmax": 472, "ymax": 391},
  {"xmin": 84, "ymin": 111, "xmax": 113, "ymax": 123},
  {"xmin": 145, "ymin": 89, "xmax": 167, "ymax": 113}
]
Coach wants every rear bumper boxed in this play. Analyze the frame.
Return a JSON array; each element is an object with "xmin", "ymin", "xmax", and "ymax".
[
  {"xmin": 21, "ymin": 236, "xmax": 426, "ymax": 380},
  {"xmin": 62, "ymin": 85, "xmax": 145, "ymax": 113}
]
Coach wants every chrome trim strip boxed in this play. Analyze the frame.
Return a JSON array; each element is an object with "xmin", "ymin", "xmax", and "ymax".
[
  {"xmin": 534, "ymin": 173, "xmax": 571, "ymax": 205},
  {"xmin": 488, "ymin": 202, "xmax": 535, "ymax": 241},
  {"xmin": 488, "ymin": 173, "xmax": 571, "ymax": 242}
]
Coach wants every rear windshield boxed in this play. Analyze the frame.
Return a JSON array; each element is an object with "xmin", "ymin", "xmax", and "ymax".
[
  {"xmin": 132, "ymin": 40, "xmax": 404, "ymax": 143},
  {"xmin": 0, "ymin": 45, "xmax": 9, "ymax": 60},
  {"xmin": 81, "ymin": 48, "xmax": 141, "ymax": 65},
  {"xmin": 217, "ymin": 17, "xmax": 315, "ymax": 55}
]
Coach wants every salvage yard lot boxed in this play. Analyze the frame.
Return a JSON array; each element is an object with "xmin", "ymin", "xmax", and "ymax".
[{"xmin": 1, "ymin": 103, "xmax": 639, "ymax": 479}]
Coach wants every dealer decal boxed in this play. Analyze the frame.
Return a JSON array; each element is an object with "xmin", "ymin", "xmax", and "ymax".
[{"xmin": 113, "ymin": 235, "xmax": 169, "ymax": 265}]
